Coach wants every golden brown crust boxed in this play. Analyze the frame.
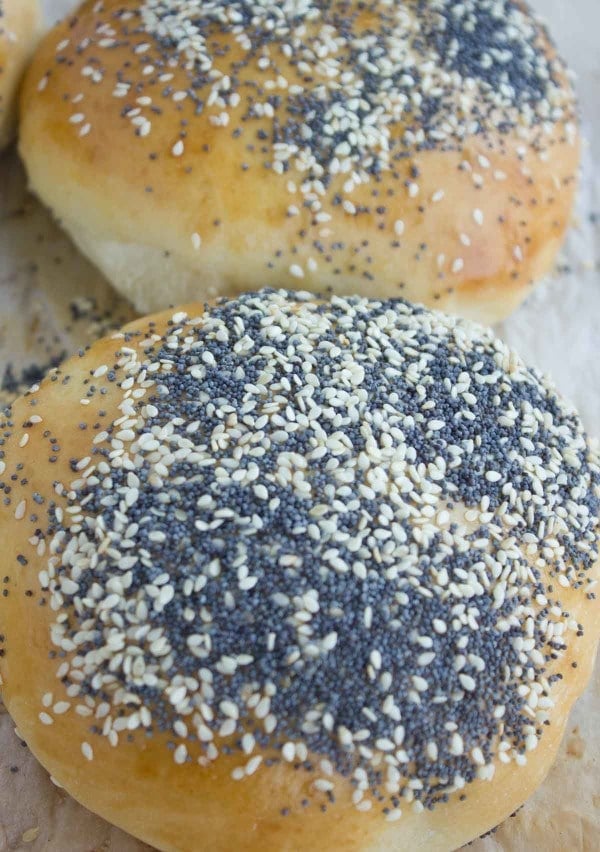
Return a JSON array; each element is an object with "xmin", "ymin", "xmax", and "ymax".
[
  {"xmin": 0, "ymin": 0, "xmax": 41, "ymax": 151},
  {"xmin": 19, "ymin": 0, "xmax": 579, "ymax": 322},
  {"xmin": 0, "ymin": 300, "xmax": 598, "ymax": 852}
]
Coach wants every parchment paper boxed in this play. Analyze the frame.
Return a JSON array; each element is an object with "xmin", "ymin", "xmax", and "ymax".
[{"xmin": 0, "ymin": 1, "xmax": 598, "ymax": 849}]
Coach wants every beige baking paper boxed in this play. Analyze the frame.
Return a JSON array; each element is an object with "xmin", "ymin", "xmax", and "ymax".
[{"xmin": 0, "ymin": 1, "xmax": 598, "ymax": 849}]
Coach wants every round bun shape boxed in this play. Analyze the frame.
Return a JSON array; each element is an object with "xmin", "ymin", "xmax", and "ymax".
[
  {"xmin": 19, "ymin": 0, "xmax": 579, "ymax": 323},
  {"xmin": 0, "ymin": 0, "xmax": 41, "ymax": 150},
  {"xmin": 0, "ymin": 290, "xmax": 598, "ymax": 852}
]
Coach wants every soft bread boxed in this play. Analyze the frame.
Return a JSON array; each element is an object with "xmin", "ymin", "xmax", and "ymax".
[
  {"xmin": 0, "ymin": 0, "xmax": 41, "ymax": 150},
  {"xmin": 0, "ymin": 291, "xmax": 598, "ymax": 852},
  {"xmin": 19, "ymin": 0, "xmax": 579, "ymax": 322}
]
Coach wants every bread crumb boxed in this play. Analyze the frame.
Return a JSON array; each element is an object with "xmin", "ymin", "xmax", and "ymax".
[
  {"xmin": 566, "ymin": 734, "xmax": 585, "ymax": 759},
  {"xmin": 22, "ymin": 827, "xmax": 40, "ymax": 843}
]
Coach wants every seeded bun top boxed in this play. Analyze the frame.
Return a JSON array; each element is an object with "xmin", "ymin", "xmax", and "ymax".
[
  {"xmin": 0, "ymin": 0, "xmax": 41, "ymax": 150},
  {"xmin": 1, "ymin": 291, "xmax": 598, "ymax": 852},
  {"xmin": 20, "ymin": 0, "xmax": 578, "ymax": 321}
]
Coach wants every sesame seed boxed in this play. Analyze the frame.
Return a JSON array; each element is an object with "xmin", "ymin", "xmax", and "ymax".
[
  {"xmin": 174, "ymin": 744, "xmax": 188, "ymax": 764},
  {"xmin": 386, "ymin": 810, "xmax": 402, "ymax": 822},
  {"xmin": 246, "ymin": 756, "xmax": 263, "ymax": 776},
  {"xmin": 289, "ymin": 264, "xmax": 304, "ymax": 279},
  {"xmin": 313, "ymin": 779, "xmax": 334, "ymax": 793},
  {"xmin": 459, "ymin": 674, "xmax": 477, "ymax": 692},
  {"xmin": 81, "ymin": 742, "xmax": 94, "ymax": 761}
]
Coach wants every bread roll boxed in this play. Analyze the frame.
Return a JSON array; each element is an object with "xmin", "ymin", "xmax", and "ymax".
[
  {"xmin": 0, "ymin": 0, "xmax": 40, "ymax": 150},
  {"xmin": 0, "ymin": 290, "xmax": 598, "ymax": 852},
  {"xmin": 19, "ymin": 0, "xmax": 579, "ymax": 322}
]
